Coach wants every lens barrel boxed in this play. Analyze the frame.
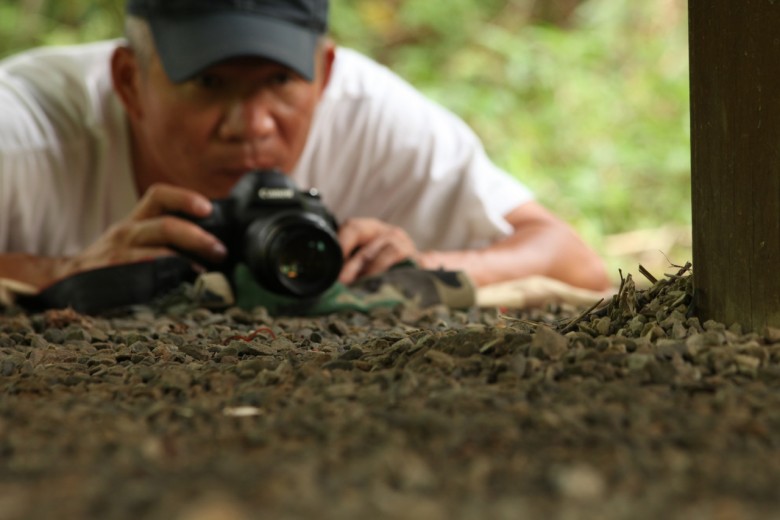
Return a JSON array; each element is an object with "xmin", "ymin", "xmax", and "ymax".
[{"xmin": 244, "ymin": 212, "xmax": 343, "ymax": 297}]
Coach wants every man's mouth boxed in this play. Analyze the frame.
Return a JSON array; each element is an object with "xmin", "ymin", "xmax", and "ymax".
[
  {"xmin": 217, "ymin": 158, "xmax": 280, "ymax": 173},
  {"xmin": 217, "ymin": 167, "xmax": 253, "ymax": 175},
  {"xmin": 216, "ymin": 164, "xmax": 277, "ymax": 179}
]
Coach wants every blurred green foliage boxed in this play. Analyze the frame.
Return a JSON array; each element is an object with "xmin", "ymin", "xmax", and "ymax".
[{"xmin": 0, "ymin": 0, "xmax": 691, "ymax": 261}]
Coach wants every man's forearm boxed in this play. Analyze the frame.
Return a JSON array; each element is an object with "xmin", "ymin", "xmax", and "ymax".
[
  {"xmin": 419, "ymin": 237, "xmax": 609, "ymax": 291},
  {"xmin": 0, "ymin": 254, "xmax": 72, "ymax": 290},
  {"xmin": 419, "ymin": 203, "xmax": 612, "ymax": 291}
]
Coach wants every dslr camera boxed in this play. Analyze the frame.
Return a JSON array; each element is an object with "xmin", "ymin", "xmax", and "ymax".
[{"xmin": 179, "ymin": 170, "xmax": 343, "ymax": 298}]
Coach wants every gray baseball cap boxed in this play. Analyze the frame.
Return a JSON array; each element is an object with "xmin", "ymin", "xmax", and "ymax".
[{"xmin": 126, "ymin": 0, "xmax": 329, "ymax": 82}]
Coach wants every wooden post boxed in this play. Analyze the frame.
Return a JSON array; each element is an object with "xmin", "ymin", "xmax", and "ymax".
[{"xmin": 689, "ymin": 1, "xmax": 780, "ymax": 331}]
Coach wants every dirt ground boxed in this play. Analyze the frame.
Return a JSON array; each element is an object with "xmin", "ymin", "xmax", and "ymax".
[{"xmin": 2, "ymin": 270, "xmax": 780, "ymax": 520}]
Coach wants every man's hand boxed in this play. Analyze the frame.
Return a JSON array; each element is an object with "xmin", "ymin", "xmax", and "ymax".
[
  {"xmin": 337, "ymin": 218, "xmax": 420, "ymax": 285},
  {"xmin": 0, "ymin": 183, "xmax": 230, "ymax": 289},
  {"xmin": 69, "ymin": 184, "xmax": 228, "ymax": 275}
]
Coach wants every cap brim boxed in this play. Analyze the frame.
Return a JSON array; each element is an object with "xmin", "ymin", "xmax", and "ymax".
[{"xmin": 148, "ymin": 11, "xmax": 319, "ymax": 83}]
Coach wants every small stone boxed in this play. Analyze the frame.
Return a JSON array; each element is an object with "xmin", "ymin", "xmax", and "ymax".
[
  {"xmin": 1, "ymin": 358, "xmax": 17, "ymax": 376},
  {"xmin": 159, "ymin": 369, "xmax": 192, "ymax": 393},
  {"xmin": 659, "ymin": 310, "xmax": 686, "ymax": 331},
  {"xmin": 338, "ymin": 347, "xmax": 364, "ymax": 361},
  {"xmin": 328, "ymin": 320, "xmax": 350, "ymax": 336},
  {"xmin": 322, "ymin": 359, "xmax": 355, "ymax": 371},
  {"xmin": 129, "ymin": 341, "xmax": 152, "ymax": 354},
  {"xmin": 180, "ymin": 344, "xmax": 210, "ymax": 361},
  {"xmin": 646, "ymin": 360, "xmax": 677, "ymax": 384},
  {"xmin": 655, "ymin": 339, "xmax": 685, "ymax": 359},
  {"xmin": 235, "ymin": 358, "xmax": 268, "ymax": 375},
  {"xmin": 424, "ymin": 349, "xmax": 456, "ymax": 370},
  {"xmin": 765, "ymin": 326, "xmax": 780, "ymax": 344},
  {"xmin": 686, "ymin": 331, "xmax": 725, "ymax": 351},
  {"xmin": 124, "ymin": 332, "xmax": 151, "ymax": 345},
  {"xmin": 325, "ymin": 382, "xmax": 357, "ymax": 398},
  {"xmin": 759, "ymin": 366, "xmax": 780, "ymax": 382},
  {"xmin": 728, "ymin": 322, "xmax": 743, "ymax": 336},
  {"xmin": 627, "ymin": 316, "xmax": 645, "ymax": 336},
  {"xmin": 627, "ymin": 353, "xmax": 652, "ymax": 372},
  {"xmin": 567, "ymin": 332, "xmax": 596, "ymax": 350},
  {"xmin": 671, "ymin": 321, "xmax": 689, "ymax": 339},
  {"xmin": 511, "ymin": 355, "xmax": 528, "ymax": 378},
  {"xmin": 641, "ymin": 323, "xmax": 666, "ymax": 340},
  {"xmin": 552, "ymin": 464, "xmax": 606, "ymax": 501},
  {"xmin": 42, "ymin": 328, "xmax": 65, "ymax": 344},
  {"xmin": 594, "ymin": 316, "xmax": 611, "ymax": 336},
  {"xmin": 64, "ymin": 327, "xmax": 90, "ymax": 343},
  {"xmin": 114, "ymin": 347, "xmax": 132, "ymax": 363},
  {"xmin": 734, "ymin": 354, "xmax": 760, "ymax": 375},
  {"xmin": 530, "ymin": 326, "xmax": 568, "ymax": 361},
  {"xmin": 686, "ymin": 317, "xmax": 704, "ymax": 333},
  {"xmin": 270, "ymin": 337, "xmax": 296, "ymax": 352},
  {"xmin": 87, "ymin": 326, "xmax": 109, "ymax": 342},
  {"xmin": 703, "ymin": 320, "xmax": 726, "ymax": 332},
  {"xmin": 29, "ymin": 334, "xmax": 48, "ymax": 350}
]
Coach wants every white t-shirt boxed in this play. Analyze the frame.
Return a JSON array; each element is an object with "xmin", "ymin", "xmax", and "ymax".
[{"xmin": 0, "ymin": 41, "xmax": 533, "ymax": 256}]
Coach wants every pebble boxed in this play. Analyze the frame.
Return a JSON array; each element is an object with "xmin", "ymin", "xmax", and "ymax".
[
  {"xmin": 551, "ymin": 464, "xmax": 606, "ymax": 501},
  {"xmin": 423, "ymin": 349, "xmax": 456, "ymax": 370},
  {"xmin": 530, "ymin": 326, "xmax": 568, "ymax": 361},
  {"xmin": 627, "ymin": 353, "xmax": 652, "ymax": 372}
]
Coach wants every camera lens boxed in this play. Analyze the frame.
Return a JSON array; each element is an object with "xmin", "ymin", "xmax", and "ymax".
[
  {"xmin": 271, "ymin": 227, "xmax": 342, "ymax": 295},
  {"xmin": 245, "ymin": 214, "xmax": 343, "ymax": 297}
]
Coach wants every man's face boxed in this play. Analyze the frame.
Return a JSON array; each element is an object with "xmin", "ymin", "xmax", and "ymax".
[{"xmin": 123, "ymin": 44, "xmax": 333, "ymax": 199}]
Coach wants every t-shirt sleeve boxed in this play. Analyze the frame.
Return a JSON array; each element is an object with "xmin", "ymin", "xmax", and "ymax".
[{"xmin": 299, "ymin": 50, "xmax": 534, "ymax": 251}]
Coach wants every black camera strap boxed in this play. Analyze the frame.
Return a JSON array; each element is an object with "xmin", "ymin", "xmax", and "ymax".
[{"xmin": 18, "ymin": 256, "xmax": 198, "ymax": 315}]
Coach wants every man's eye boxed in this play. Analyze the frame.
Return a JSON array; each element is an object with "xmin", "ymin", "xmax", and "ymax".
[
  {"xmin": 269, "ymin": 72, "xmax": 293, "ymax": 86},
  {"xmin": 194, "ymin": 74, "xmax": 225, "ymax": 90}
]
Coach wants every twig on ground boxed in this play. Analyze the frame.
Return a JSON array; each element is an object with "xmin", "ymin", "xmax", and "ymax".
[
  {"xmin": 665, "ymin": 262, "xmax": 693, "ymax": 279},
  {"xmin": 559, "ymin": 298, "xmax": 605, "ymax": 334},
  {"xmin": 497, "ymin": 312, "xmax": 541, "ymax": 330},
  {"xmin": 638, "ymin": 264, "xmax": 658, "ymax": 285}
]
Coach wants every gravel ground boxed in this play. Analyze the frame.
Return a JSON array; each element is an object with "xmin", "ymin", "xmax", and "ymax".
[{"xmin": 2, "ymin": 268, "xmax": 780, "ymax": 520}]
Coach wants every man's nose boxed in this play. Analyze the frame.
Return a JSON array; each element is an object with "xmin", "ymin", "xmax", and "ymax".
[{"xmin": 219, "ymin": 95, "xmax": 276, "ymax": 141}]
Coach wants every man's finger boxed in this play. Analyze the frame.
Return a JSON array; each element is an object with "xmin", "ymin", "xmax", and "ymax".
[
  {"xmin": 338, "ymin": 253, "xmax": 366, "ymax": 285},
  {"xmin": 132, "ymin": 184, "xmax": 213, "ymax": 221},
  {"xmin": 339, "ymin": 238, "xmax": 410, "ymax": 284},
  {"xmin": 337, "ymin": 218, "xmax": 383, "ymax": 258},
  {"xmin": 127, "ymin": 216, "xmax": 227, "ymax": 263},
  {"xmin": 358, "ymin": 240, "xmax": 410, "ymax": 278}
]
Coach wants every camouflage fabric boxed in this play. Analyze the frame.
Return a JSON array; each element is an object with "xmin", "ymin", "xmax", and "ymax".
[{"xmin": 231, "ymin": 262, "xmax": 476, "ymax": 315}]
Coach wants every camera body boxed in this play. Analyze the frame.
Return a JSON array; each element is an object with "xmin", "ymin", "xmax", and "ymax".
[{"xmin": 183, "ymin": 170, "xmax": 343, "ymax": 298}]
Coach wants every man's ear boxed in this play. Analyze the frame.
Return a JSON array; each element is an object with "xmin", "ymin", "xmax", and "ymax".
[
  {"xmin": 111, "ymin": 46, "xmax": 144, "ymax": 120},
  {"xmin": 317, "ymin": 38, "xmax": 336, "ymax": 94}
]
